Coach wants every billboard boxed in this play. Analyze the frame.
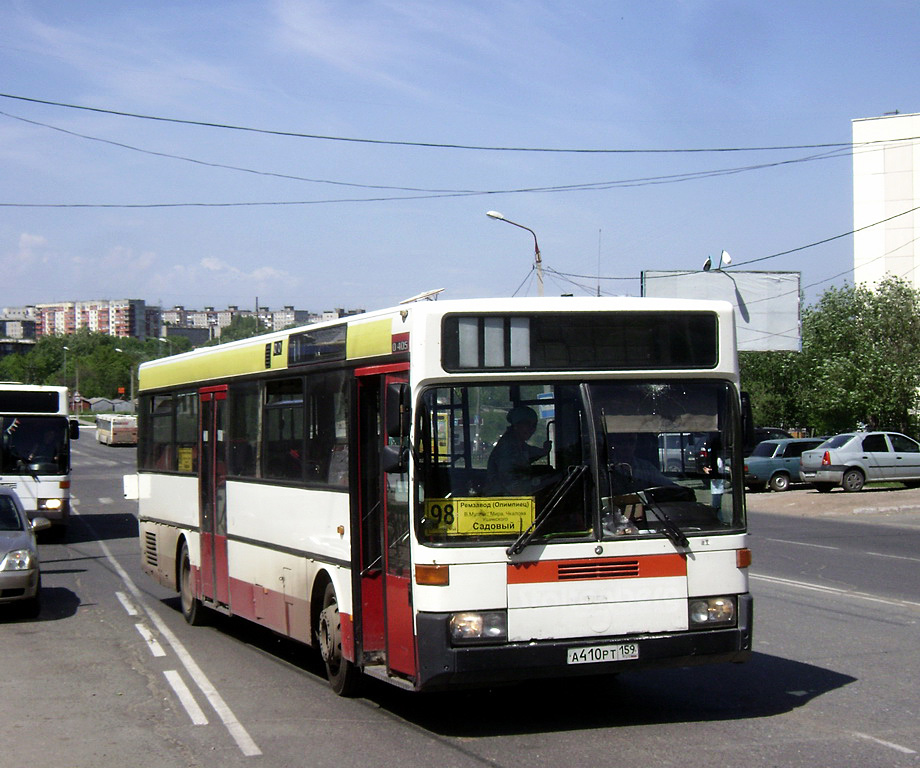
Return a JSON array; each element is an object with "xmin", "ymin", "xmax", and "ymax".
[{"xmin": 641, "ymin": 270, "xmax": 801, "ymax": 352}]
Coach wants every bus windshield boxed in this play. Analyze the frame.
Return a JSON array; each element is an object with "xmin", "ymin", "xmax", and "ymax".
[
  {"xmin": 1, "ymin": 416, "xmax": 70, "ymax": 475},
  {"xmin": 416, "ymin": 380, "xmax": 743, "ymax": 546}
]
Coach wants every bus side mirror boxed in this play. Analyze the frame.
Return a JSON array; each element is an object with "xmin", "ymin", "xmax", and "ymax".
[
  {"xmin": 69, "ymin": 419, "xmax": 80, "ymax": 440},
  {"xmin": 386, "ymin": 382, "xmax": 411, "ymax": 439},
  {"xmin": 382, "ymin": 444, "xmax": 409, "ymax": 473}
]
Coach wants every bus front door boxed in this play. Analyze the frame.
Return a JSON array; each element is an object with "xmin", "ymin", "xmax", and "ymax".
[
  {"xmin": 357, "ymin": 369, "xmax": 415, "ymax": 680},
  {"xmin": 198, "ymin": 387, "xmax": 229, "ymax": 607}
]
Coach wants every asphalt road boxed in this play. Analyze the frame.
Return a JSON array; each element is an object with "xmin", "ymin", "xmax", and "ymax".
[{"xmin": 2, "ymin": 435, "xmax": 918, "ymax": 768}]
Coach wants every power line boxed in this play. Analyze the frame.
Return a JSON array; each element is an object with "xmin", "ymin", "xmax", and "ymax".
[
  {"xmin": 0, "ymin": 109, "xmax": 854, "ymax": 202},
  {"xmin": 3, "ymin": 91, "xmax": 918, "ymax": 154}
]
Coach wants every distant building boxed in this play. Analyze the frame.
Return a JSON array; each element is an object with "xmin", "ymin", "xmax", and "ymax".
[
  {"xmin": 31, "ymin": 299, "xmax": 152, "ymax": 339},
  {"xmin": 853, "ymin": 112, "xmax": 920, "ymax": 290}
]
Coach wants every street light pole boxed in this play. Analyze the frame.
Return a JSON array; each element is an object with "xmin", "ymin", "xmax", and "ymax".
[{"xmin": 486, "ymin": 211, "xmax": 544, "ymax": 297}]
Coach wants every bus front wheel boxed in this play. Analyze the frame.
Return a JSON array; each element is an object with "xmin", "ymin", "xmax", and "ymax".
[
  {"xmin": 179, "ymin": 542, "xmax": 207, "ymax": 626},
  {"xmin": 317, "ymin": 582, "xmax": 360, "ymax": 696}
]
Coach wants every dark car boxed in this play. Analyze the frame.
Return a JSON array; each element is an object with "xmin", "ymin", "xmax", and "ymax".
[
  {"xmin": 744, "ymin": 437, "xmax": 824, "ymax": 492},
  {"xmin": 691, "ymin": 427, "xmax": 794, "ymax": 472}
]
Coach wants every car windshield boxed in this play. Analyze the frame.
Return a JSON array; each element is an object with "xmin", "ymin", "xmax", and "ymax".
[
  {"xmin": 0, "ymin": 416, "xmax": 70, "ymax": 475},
  {"xmin": 824, "ymin": 434, "xmax": 856, "ymax": 449},
  {"xmin": 750, "ymin": 441, "xmax": 779, "ymax": 458},
  {"xmin": 0, "ymin": 496, "xmax": 23, "ymax": 531},
  {"xmin": 415, "ymin": 379, "xmax": 745, "ymax": 547}
]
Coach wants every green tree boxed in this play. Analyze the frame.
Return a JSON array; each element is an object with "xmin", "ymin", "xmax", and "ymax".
[
  {"xmin": 800, "ymin": 277, "xmax": 920, "ymax": 434},
  {"xmin": 739, "ymin": 350, "xmax": 804, "ymax": 429}
]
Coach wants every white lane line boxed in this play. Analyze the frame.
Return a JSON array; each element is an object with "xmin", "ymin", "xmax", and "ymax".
[
  {"xmin": 752, "ymin": 573, "xmax": 920, "ymax": 611},
  {"xmin": 863, "ymin": 550, "xmax": 920, "ymax": 564},
  {"xmin": 136, "ymin": 623, "xmax": 167, "ymax": 657},
  {"xmin": 164, "ymin": 670, "xmax": 209, "ymax": 725},
  {"xmin": 93, "ymin": 536, "xmax": 261, "ymax": 757},
  {"xmin": 764, "ymin": 537, "xmax": 840, "ymax": 550},
  {"xmin": 98, "ymin": 497, "xmax": 114, "ymax": 505},
  {"xmin": 853, "ymin": 731, "xmax": 917, "ymax": 754},
  {"xmin": 115, "ymin": 591, "xmax": 138, "ymax": 616}
]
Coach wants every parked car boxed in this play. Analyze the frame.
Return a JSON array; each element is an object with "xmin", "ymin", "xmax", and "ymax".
[
  {"xmin": 0, "ymin": 487, "xmax": 50, "ymax": 618},
  {"xmin": 691, "ymin": 427, "xmax": 794, "ymax": 472},
  {"xmin": 799, "ymin": 431, "xmax": 920, "ymax": 492},
  {"xmin": 744, "ymin": 437, "xmax": 825, "ymax": 492}
]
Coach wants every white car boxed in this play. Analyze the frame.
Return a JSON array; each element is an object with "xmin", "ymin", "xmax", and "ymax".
[
  {"xmin": 0, "ymin": 487, "xmax": 50, "ymax": 617},
  {"xmin": 799, "ymin": 431, "xmax": 920, "ymax": 492}
]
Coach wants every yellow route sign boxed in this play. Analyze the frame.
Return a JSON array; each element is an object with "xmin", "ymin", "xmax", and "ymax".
[{"xmin": 423, "ymin": 497, "xmax": 535, "ymax": 536}]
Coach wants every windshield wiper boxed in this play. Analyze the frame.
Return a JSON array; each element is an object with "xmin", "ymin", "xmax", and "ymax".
[
  {"xmin": 507, "ymin": 464, "xmax": 587, "ymax": 557},
  {"xmin": 636, "ymin": 487, "xmax": 689, "ymax": 550}
]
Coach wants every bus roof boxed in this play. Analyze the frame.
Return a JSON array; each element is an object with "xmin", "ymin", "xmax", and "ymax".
[{"xmin": 138, "ymin": 296, "xmax": 735, "ymax": 392}]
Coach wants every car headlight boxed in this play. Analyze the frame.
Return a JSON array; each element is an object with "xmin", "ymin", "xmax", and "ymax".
[
  {"xmin": 0, "ymin": 549, "xmax": 36, "ymax": 571},
  {"xmin": 449, "ymin": 611, "xmax": 507, "ymax": 645},
  {"xmin": 38, "ymin": 498, "xmax": 64, "ymax": 510},
  {"xmin": 688, "ymin": 596, "xmax": 736, "ymax": 628}
]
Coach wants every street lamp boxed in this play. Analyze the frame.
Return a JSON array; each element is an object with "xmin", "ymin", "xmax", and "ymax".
[
  {"xmin": 486, "ymin": 211, "xmax": 544, "ymax": 297},
  {"xmin": 702, "ymin": 250, "xmax": 732, "ymax": 271}
]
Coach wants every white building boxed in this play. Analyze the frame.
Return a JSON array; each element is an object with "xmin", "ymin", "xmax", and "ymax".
[{"xmin": 852, "ymin": 112, "xmax": 920, "ymax": 289}]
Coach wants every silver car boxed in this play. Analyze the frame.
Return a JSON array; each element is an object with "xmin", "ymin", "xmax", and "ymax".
[
  {"xmin": 0, "ymin": 487, "xmax": 50, "ymax": 618},
  {"xmin": 799, "ymin": 431, "xmax": 920, "ymax": 492}
]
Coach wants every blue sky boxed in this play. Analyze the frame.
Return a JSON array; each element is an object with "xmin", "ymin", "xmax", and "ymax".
[{"xmin": 1, "ymin": 1, "xmax": 917, "ymax": 315}]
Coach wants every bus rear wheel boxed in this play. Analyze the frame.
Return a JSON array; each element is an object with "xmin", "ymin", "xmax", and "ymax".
[
  {"xmin": 317, "ymin": 582, "xmax": 360, "ymax": 696},
  {"xmin": 179, "ymin": 542, "xmax": 207, "ymax": 626}
]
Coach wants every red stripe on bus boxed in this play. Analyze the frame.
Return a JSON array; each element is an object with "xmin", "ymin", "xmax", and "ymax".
[{"xmin": 507, "ymin": 553, "xmax": 687, "ymax": 584}]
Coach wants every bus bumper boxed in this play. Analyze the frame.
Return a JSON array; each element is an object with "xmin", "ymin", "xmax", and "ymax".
[{"xmin": 414, "ymin": 594, "xmax": 753, "ymax": 691}]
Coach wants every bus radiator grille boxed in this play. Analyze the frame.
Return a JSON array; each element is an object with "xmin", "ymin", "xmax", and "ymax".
[{"xmin": 557, "ymin": 561, "xmax": 640, "ymax": 580}]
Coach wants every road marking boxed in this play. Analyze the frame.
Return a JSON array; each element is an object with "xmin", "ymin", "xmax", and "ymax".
[
  {"xmin": 99, "ymin": 497, "xmax": 114, "ymax": 505},
  {"xmin": 115, "ymin": 590, "xmax": 138, "ymax": 616},
  {"xmin": 136, "ymin": 622, "xmax": 166, "ymax": 657},
  {"xmin": 88, "ymin": 531, "xmax": 261, "ymax": 757},
  {"xmin": 764, "ymin": 537, "xmax": 840, "ymax": 550},
  {"xmin": 164, "ymin": 670, "xmax": 209, "ymax": 725},
  {"xmin": 853, "ymin": 731, "xmax": 917, "ymax": 754},
  {"xmin": 752, "ymin": 573, "xmax": 920, "ymax": 612},
  {"xmin": 863, "ymin": 550, "xmax": 920, "ymax": 564}
]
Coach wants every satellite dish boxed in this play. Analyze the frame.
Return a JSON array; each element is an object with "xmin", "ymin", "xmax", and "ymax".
[
  {"xmin": 702, "ymin": 256, "xmax": 712, "ymax": 272},
  {"xmin": 720, "ymin": 250, "xmax": 732, "ymax": 267}
]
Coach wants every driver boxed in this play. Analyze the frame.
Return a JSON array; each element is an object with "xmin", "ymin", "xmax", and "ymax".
[
  {"xmin": 485, "ymin": 406, "xmax": 552, "ymax": 495},
  {"xmin": 608, "ymin": 432, "xmax": 670, "ymax": 493}
]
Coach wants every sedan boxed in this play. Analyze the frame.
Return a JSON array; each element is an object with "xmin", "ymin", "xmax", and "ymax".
[
  {"xmin": 744, "ymin": 437, "xmax": 825, "ymax": 492},
  {"xmin": 0, "ymin": 487, "xmax": 50, "ymax": 618},
  {"xmin": 799, "ymin": 431, "xmax": 920, "ymax": 492}
]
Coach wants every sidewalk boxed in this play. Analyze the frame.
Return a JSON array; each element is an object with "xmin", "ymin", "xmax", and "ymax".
[{"xmin": 745, "ymin": 483, "xmax": 920, "ymax": 521}]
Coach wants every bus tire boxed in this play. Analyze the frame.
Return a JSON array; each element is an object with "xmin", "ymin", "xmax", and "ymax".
[
  {"xmin": 317, "ymin": 581, "xmax": 360, "ymax": 696},
  {"xmin": 179, "ymin": 541, "xmax": 207, "ymax": 626}
]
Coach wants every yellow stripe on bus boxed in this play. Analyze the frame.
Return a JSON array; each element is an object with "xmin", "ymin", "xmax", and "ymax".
[
  {"xmin": 346, "ymin": 318, "xmax": 392, "ymax": 359},
  {"xmin": 139, "ymin": 338, "xmax": 286, "ymax": 391}
]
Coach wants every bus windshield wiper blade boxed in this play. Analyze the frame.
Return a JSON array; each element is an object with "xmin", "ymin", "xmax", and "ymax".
[
  {"xmin": 507, "ymin": 464, "xmax": 587, "ymax": 557},
  {"xmin": 635, "ymin": 488, "xmax": 689, "ymax": 549}
]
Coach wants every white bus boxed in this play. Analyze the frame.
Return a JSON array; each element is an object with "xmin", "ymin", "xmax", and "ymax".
[
  {"xmin": 95, "ymin": 414, "xmax": 138, "ymax": 445},
  {"xmin": 132, "ymin": 297, "xmax": 752, "ymax": 694},
  {"xmin": 0, "ymin": 383, "xmax": 80, "ymax": 530}
]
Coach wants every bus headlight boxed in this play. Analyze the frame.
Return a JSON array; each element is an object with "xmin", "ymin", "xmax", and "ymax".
[
  {"xmin": 689, "ymin": 596, "xmax": 736, "ymax": 628},
  {"xmin": 449, "ymin": 611, "xmax": 507, "ymax": 645},
  {"xmin": 38, "ymin": 498, "xmax": 64, "ymax": 510}
]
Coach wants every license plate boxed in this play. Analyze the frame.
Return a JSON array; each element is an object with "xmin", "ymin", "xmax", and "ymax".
[{"xmin": 566, "ymin": 642, "xmax": 639, "ymax": 665}]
